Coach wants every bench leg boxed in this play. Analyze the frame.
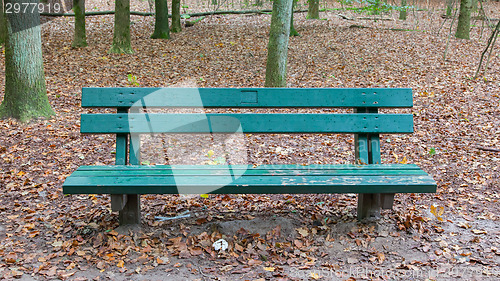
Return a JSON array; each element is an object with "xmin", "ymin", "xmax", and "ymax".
[
  {"xmin": 381, "ymin": 193, "xmax": 395, "ymax": 209},
  {"xmin": 357, "ymin": 194, "xmax": 381, "ymax": 219},
  {"xmin": 118, "ymin": 194, "xmax": 141, "ymax": 225}
]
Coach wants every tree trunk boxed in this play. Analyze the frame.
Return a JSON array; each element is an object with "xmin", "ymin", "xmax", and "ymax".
[
  {"xmin": 290, "ymin": 0, "xmax": 299, "ymax": 36},
  {"xmin": 307, "ymin": 0, "xmax": 319, "ymax": 19},
  {"xmin": 171, "ymin": 0, "xmax": 181, "ymax": 33},
  {"xmin": 265, "ymin": 0, "xmax": 293, "ymax": 87},
  {"xmin": 399, "ymin": 0, "xmax": 407, "ymax": 20},
  {"xmin": 446, "ymin": 0, "xmax": 453, "ymax": 17},
  {"xmin": 151, "ymin": 0, "xmax": 170, "ymax": 39},
  {"xmin": 72, "ymin": 0, "xmax": 87, "ymax": 47},
  {"xmin": 0, "ymin": 0, "xmax": 54, "ymax": 122},
  {"xmin": 455, "ymin": 0, "xmax": 472, "ymax": 39},
  {"xmin": 110, "ymin": 0, "xmax": 134, "ymax": 53},
  {"xmin": 0, "ymin": 0, "xmax": 6, "ymax": 44},
  {"xmin": 471, "ymin": 0, "xmax": 477, "ymax": 13}
]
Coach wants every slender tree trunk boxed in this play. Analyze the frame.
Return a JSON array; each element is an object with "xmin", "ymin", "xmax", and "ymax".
[
  {"xmin": 0, "ymin": 0, "xmax": 54, "ymax": 122},
  {"xmin": 0, "ymin": 0, "xmax": 6, "ymax": 44},
  {"xmin": 446, "ymin": 0, "xmax": 453, "ymax": 17},
  {"xmin": 290, "ymin": 0, "xmax": 299, "ymax": 36},
  {"xmin": 455, "ymin": 0, "xmax": 472, "ymax": 39},
  {"xmin": 265, "ymin": 0, "xmax": 293, "ymax": 87},
  {"xmin": 151, "ymin": 0, "xmax": 170, "ymax": 38},
  {"xmin": 307, "ymin": 0, "xmax": 319, "ymax": 19},
  {"xmin": 110, "ymin": 0, "xmax": 133, "ymax": 53},
  {"xmin": 171, "ymin": 0, "xmax": 181, "ymax": 33},
  {"xmin": 72, "ymin": 0, "xmax": 87, "ymax": 47},
  {"xmin": 471, "ymin": 0, "xmax": 477, "ymax": 13},
  {"xmin": 399, "ymin": 0, "xmax": 407, "ymax": 20}
]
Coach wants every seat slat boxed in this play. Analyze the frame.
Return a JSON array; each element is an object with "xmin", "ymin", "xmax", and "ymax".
[
  {"xmin": 71, "ymin": 166, "xmax": 428, "ymax": 177},
  {"xmin": 63, "ymin": 174, "xmax": 436, "ymax": 194},
  {"xmin": 82, "ymin": 88, "xmax": 413, "ymax": 108},
  {"xmin": 81, "ymin": 113, "xmax": 413, "ymax": 134},
  {"xmin": 75, "ymin": 164, "xmax": 423, "ymax": 171}
]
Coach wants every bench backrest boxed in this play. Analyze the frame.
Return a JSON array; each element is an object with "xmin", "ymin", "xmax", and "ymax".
[{"xmin": 80, "ymin": 88, "xmax": 413, "ymax": 165}]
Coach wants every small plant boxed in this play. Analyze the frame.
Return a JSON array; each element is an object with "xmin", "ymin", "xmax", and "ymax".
[
  {"xmin": 204, "ymin": 150, "xmax": 226, "ymax": 165},
  {"xmin": 127, "ymin": 74, "xmax": 139, "ymax": 86},
  {"xmin": 429, "ymin": 147, "xmax": 436, "ymax": 156}
]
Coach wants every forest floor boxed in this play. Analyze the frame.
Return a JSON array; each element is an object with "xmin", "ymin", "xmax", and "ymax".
[{"xmin": 0, "ymin": 0, "xmax": 500, "ymax": 280}]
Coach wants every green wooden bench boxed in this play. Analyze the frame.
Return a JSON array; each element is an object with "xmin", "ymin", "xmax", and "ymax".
[{"xmin": 63, "ymin": 88, "xmax": 436, "ymax": 225}]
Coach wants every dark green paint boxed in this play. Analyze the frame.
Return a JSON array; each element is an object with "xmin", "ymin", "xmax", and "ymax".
[
  {"xmin": 75, "ymin": 163, "xmax": 424, "ymax": 171},
  {"xmin": 64, "ymin": 87, "xmax": 436, "ymax": 223},
  {"xmin": 81, "ymin": 88, "xmax": 413, "ymax": 108},
  {"xmin": 71, "ymin": 166, "xmax": 429, "ymax": 176},
  {"xmin": 81, "ymin": 113, "xmax": 414, "ymax": 134},
  {"xmin": 63, "ymin": 174, "xmax": 436, "ymax": 194}
]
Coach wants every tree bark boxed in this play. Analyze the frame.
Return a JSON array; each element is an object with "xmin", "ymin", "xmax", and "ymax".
[
  {"xmin": 171, "ymin": 0, "xmax": 181, "ymax": 32},
  {"xmin": 0, "ymin": 0, "xmax": 6, "ymax": 44},
  {"xmin": 399, "ymin": 0, "xmax": 407, "ymax": 20},
  {"xmin": 290, "ymin": 0, "xmax": 299, "ymax": 36},
  {"xmin": 446, "ymin": 0, "xmax": 453, "ymax": 17},
  {"xmin": 151, "ymin": 0, "xmax": 170, "ymax": 39},
  {"xmin": 307, "ymin": 0, "xmax": 319, "ymax": 19},
  {"xmin": 265, "ymin": 0, "xmax": 293, "ymax": 87},
  {"xmin": 72, "ymin": 0, "xmax": 87, "ymax": 47},
  {"xmin": 109, "ymin": 0, "xmax": 134, "ymax": 53},
  {"xmin": 455, "ymin": 0, "xmax": 472, "ymax": 39},
  {"xmin": 0, "ymin": 0, "xmax": 54, "ymax": 122}
]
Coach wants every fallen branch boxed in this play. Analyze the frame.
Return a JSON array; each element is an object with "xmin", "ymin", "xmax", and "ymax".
[
  {"xmin": 41, "ymin": 10, "xmax": 155, "ymax": 16},
  {"xmin": 41, "ymin": 9, "xmax": 309, "ymax": 18},
  {"xmin": 357, "ymin": 17, "xmax": 393, "ymax": 21},
  {"xmin": 337, "ymin": 14, "xmax": 354, "ymax": 20},
  {"xmin": 476, "ymin": 146, "xmax": 500, "ymax": 153},
  {"xmin": 185, "ymin": 16, "xmax": 206, "ymax": 27}
]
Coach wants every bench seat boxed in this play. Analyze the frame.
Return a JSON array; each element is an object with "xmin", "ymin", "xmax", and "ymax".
[{"xmin": 63, "ymin": 164, "xmax": 436, "ymax": 195}]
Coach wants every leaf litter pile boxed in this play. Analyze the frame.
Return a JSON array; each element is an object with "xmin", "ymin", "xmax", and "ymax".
[{"xmin": 0, "ymin": 0, "xmax": 500, "ymax": 280}]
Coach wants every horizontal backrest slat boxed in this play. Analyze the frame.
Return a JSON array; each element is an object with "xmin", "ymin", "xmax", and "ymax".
[
  {"xmin": 82, "ymin": 88, "xmax": 413, "ymax": 108},
  {"xmin": 81, "ymin": 113, "xmax": 413, "ymax": 134}
]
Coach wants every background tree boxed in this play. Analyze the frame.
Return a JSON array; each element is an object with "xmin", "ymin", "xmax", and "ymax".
[
  {"xmin": 290, "ymin": 0, "xmax": 299, "ymax": 36},
  {"xmin": 72, "ymin": 0, "xmax": 87, "ymax": 47},
  {"xmin": 455, "ymin": 0, "xmax": 472, "ymax": 39},
  {"xmin": 171, "ymin": 0, "xmax": 181, "ymax": 33},
  {"xmin": 265, "ymin": 0, "xmax": 293, "ymax": 87},
  {"xmin": 110, "ymin": 0, "xmax": 133, "ymax": 53},
  {"xmin": 151, "ymin": 0, "xmax": 170, "ymax": 38},
  {"xmin": 446, "ymin": 0, "xmax": 454, "ymax": 17},
  {"xmin": 0, "ymin": 0, "xmax": 54, "ymax": 122},
  {"xmin": 307, "ymin": 0, "xmax": 319, "ymax": 19},
  {"xmin": 399, "ymin": 0, "xmax": 407, "ymax": 20},
  {"xmin": 0, "ymin": 0, "xmax": 6, "ymax": 44}
]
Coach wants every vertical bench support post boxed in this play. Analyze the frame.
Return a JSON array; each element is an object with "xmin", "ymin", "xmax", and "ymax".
[
  {"xmin": 355, "ymin": 107, "xmax": 394, "ymax": 219},
  {"xmin": 112, "ymin": 107, "xmax": 141, "ymax": 225}
]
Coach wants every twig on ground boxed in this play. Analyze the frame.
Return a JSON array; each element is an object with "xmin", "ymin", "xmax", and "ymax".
[{"xmin": 476, "ymin": 146, "xmax": 500, "ymax": 153}]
